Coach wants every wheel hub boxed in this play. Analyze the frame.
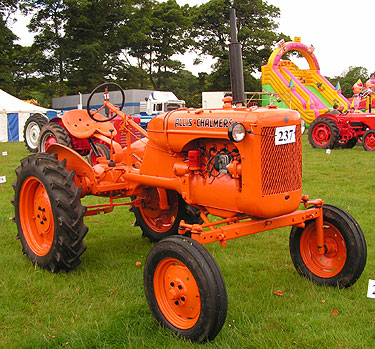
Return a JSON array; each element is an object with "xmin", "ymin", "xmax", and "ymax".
[
  {"xmin": 154, "ymin": 258, "xmax": 200, "ymax": 329},
  {"xmin": 365, "ymin": 134, "xmax": 375, "ymax": 149},
  {"xmin": 34, "ymin": 194, "xmax": 52, "ymax": 234},
  {"xmin": 20, "ymin": 177, "xmax": 54, "ymax": 256},
  {"xmin": 300, "ymin": 223, "xmax": 346, "ymax": 277},
  {"xmin": 313, "ymin": 124, "xmax": 331, "ymax": 144}
]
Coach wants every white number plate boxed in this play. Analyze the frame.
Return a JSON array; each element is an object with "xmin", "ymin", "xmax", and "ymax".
[{"xmin": 275, "ymin": 125, "xmax": 296, "ymax": 145}]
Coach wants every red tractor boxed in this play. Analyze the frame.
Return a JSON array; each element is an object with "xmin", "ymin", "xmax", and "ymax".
[
  {"xmin": 12, "ymin": 11, "xmax": 367, "ymax": 343},
  {"xmin": 308, "ymin": 112, "xmax": 375, "ymax": 150}
]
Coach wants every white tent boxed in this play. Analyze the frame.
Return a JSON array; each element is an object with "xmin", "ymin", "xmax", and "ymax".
[{"xmin": 0, "ymin": 88, "xmax": 57, "ymax": 142}]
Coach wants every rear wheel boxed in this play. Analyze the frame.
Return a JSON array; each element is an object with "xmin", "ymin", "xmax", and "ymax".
[
  {"xmin": 132, "ymin": 187, "xmax": 202, "ymax": 242},
  {"xmin": 308, "ymin": 117, "xmax": 339, "ymax": 149},
  {"xmin": 289, "ymin": 205, "xmax": 366, "ymax": 288},
  {"xmin": 362, "ymin": 130, "xmax": 375, "ymax": 151},
  {"xmin": 23, "ymin": 114, "xmax": 48, "ymax": 152},
  {"xmin": 12, "ymin": 153, "xmax": 88, "ymax": 272},
  {"xmin": 144, "ymin": 236, "xmax": 227, "ymax": 342},
  {"xmin": 88, "ymin": 143, "xmax": 111, "ymax": 166},
  {"xmin": 38, "ymin": 123, "xmax": 72, "ymax": 152}
]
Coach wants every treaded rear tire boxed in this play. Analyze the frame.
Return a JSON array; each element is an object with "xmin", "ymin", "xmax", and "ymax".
[
  {"xmin": 308, "ymin": 117, "xmax": 339, "ymax": 149},
  {"xmin": 12, "ymin": 153, "xmax": 88, "ymax": 272},
  {"xmin": 38, "ymin": 122, "xmax": 72, "ymax": 152}
]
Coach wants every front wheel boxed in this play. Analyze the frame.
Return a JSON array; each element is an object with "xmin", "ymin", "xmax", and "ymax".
[
  {"xmin": 362, "ymin": 130, "xmax": 375, "ymax": 151},
  {"xmin": 12, "ymin": 153, "xmax": 88, "ymax": 272},
  {"xmin": 144, "ymin": 236, "xmax": 227, "ymax": 342},
  {"xmin": 289, "ymin": 205, "xmax": 366, "ymax": 288}
]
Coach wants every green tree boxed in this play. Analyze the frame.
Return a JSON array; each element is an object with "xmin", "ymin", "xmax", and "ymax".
[
  {"xmin": 63, "ymin": 0, "xmax": 136, "ymax": 94},
  {"xmin": 22, "ymin": 0, "xmax": 67, "ymax": 95},
  {"xmin": 0, "ymin": 0, "xmax": 18, "ymax": 92},
  {"xmin": 328, "ymin": 66, "xmax": 369, "ymax": 98},
  {"xmin": 127, "ymin": 0, "xmax": 194, "ymax": 90},
  {"xmin": 193, "ymin": 0, "xmax": 289, "ymax": 92}
]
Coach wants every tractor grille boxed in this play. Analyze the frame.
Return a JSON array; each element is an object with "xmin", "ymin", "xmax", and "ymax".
[{"xmin": 260, "ymin": 125, "xmax": 302, "ymax": 196}]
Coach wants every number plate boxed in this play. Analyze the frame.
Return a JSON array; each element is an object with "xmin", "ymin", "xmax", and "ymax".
[{"xmin": 275, "ymin": 125, "xmax": 296, "ymax": 145}]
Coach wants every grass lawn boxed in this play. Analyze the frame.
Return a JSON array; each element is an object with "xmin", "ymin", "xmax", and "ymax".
[{"xmin": 0, "ymin": 136, "xmax": 374, "ymax": 348}]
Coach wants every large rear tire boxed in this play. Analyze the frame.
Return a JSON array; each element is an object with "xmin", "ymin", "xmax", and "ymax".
[
  {"xmin": 289, "ymin": 205, "xmax": 366, "ymax": 288},
  {"xmin": 12, "ymin": 153, "xmax": 88, "ymax": 272},
  {"xmin": 144, "ymin": 236, "xmax": 227, "ymax": 342},
  {"xmin": 38, "ymin": 123, "xmax": 72, "ymax": 152},
  {"xmin": 132, "ymin": 187, "xmax": 202, "ymax": 242},
  {"xmin": 308, "ymin": 117, "xmax": 339, "ymax": 149},
  {"xmin": 23, "ymin": 114, "xmax": 48, "ymax": 152}
]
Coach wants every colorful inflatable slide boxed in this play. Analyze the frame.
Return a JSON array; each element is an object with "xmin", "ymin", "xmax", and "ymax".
[{"xmin": 262, "ymin": 37, "xmax": 349, "ymax": 124}]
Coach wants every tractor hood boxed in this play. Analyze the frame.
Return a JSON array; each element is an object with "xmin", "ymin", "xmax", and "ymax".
[{"xmin": 146, "ymin": 106, "xmax": 301, "ymax": 152}]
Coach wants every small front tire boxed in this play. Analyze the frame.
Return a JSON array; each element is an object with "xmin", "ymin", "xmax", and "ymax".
[
  {"xmin": 289, "ymin": 205, "xmax": 366, "ymax": 288},
  {"xmin": 362, "ymin": 130, "xmax": 375, "ymax": 151},
  {"xmin": 144, "ymin": 236, "xmax": 227, "ymax": 342}
]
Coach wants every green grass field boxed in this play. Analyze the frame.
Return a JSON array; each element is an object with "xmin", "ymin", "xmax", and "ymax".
[{"xmin": 0, "ymin": 137, "xmax": 374, "ymax": 348}]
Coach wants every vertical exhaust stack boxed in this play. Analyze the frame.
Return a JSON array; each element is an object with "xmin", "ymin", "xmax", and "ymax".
[{"xmin": 229, "ymin": 8, "xmax": 245, "ymax": 107}]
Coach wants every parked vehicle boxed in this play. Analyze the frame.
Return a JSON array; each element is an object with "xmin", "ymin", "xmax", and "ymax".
[
  {"xmin": 12, "ymin": 10, "xmax": 367, "ymax": 343},
  {"xmin": 308, "ymin": 112, "xmax": 375, "ymax": 150}
]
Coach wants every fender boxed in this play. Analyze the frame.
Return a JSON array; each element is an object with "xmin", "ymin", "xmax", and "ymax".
[{"xmin": 46, "ymin": 143, "xmax": 96, "ymax": 196}]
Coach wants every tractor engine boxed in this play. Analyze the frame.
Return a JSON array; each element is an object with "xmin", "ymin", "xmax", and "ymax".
[{"xmin": 141, "ymin": 103, "xmax": 303, "ymax": 219}]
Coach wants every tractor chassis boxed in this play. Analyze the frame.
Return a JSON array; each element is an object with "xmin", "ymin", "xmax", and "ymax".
[{"xmin": 85, "ymin": 194, "xmax": 325, "ymax": 253}]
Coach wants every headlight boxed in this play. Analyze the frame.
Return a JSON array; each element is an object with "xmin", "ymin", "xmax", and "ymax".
[{"xmin": 228, "ymin": 123, "xmax": 246, "ymax": 142}]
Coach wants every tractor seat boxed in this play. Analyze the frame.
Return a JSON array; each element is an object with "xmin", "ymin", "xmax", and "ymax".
[{"xmin": 61, "ymin": 109, "xmax": 118, "ymax": 139}]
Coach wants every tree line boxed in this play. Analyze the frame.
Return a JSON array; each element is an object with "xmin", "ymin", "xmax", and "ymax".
[{"xmin": 0, "ymin": 0, "xmax": 373, "ymax": 107}]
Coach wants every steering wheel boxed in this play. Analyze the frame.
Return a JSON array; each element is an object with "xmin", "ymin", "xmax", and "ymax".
[{"xmin": 87, "ymin": 82, "xmax": 125, "ymax": 122}]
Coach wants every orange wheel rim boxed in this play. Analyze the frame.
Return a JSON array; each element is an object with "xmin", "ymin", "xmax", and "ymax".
[
  {"xmin": 19, "ymin": 176, "xmax": 54, "ymax": 256},
  {"xmin": 154, "ymin": 258, "xmax": 201, "ymax": 329},
  {"xmin": 140, "ymin": 190, "xmax": 178, "ymax": 233},
  {"xmin": 300, "ymin": 223, "xmax": 346, "ymax": 278}
]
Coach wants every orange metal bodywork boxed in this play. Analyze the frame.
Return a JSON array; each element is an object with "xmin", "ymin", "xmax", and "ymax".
[{"xmin": 46, "ymin": 99, "xmax": 323, "ymax": 249}]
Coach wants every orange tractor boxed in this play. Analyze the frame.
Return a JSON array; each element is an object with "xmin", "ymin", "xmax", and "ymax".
[{"xmin": 12, "ymin": 11, "xmax": 366, "ymax": 343}]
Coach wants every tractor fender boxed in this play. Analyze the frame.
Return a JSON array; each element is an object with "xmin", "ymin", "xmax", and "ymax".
[{"xmin": 46, "ymin": 143, "xmax": 96, "ymax": 195}]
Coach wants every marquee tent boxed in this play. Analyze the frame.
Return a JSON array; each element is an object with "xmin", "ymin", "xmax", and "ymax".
[{"xmin": 0, "ymin": 88, "xmax": 57, "ymax": 142}]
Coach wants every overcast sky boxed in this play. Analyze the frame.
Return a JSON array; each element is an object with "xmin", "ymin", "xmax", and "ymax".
[{"xmin": 10, "ymin": 0, "xmax": 375, "ymax": 78}]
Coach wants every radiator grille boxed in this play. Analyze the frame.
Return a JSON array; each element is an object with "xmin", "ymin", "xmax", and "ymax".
[{"xmin": 261, "ymin": 125, "xmax": 302, "ymax": 196}]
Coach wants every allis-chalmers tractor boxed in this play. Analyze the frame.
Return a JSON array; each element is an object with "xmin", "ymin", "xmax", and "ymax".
[
  {"xmin": 308, "ymin": 112, "xmax": 375, "ymax": 150},
  {"xmin": 12, "ymin": 11, "xmax": 367, "ymax": 343}
]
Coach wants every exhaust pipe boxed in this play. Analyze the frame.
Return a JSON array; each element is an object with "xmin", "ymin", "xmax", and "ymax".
[{"xmin": 229, "ymin": 8, "xmax": 245, "ymax": 107}]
